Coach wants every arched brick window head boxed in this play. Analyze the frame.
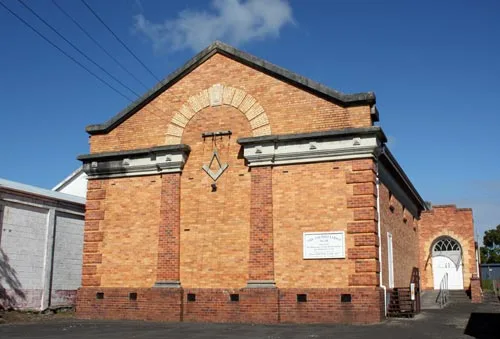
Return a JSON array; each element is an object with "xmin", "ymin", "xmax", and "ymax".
[{"xmin": 165, "ymin": 84, "xmax": 271, "ymax": 144}]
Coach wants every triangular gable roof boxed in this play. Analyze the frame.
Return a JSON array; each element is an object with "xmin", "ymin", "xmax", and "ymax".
[
  {"xmin": 52, "ymin": 166, "xmax": 84, "ymax": 191},
  {"xmin": 86, "ymin": 41, "xmax": 377, "ymax": 135}
]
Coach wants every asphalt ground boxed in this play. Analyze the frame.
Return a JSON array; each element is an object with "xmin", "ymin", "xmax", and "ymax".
[{"xmin": 1, "ymin": 302, "xmax": 499, "ymax": 339}]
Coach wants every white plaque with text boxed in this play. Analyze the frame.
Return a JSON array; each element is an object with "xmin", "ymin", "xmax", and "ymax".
[{"xmin": 303, "ymin": 231, "xmax": 345, "ymax": 259}]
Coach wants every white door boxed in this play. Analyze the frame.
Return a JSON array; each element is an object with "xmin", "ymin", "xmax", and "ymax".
[
  {"xmin": 387, "ymin": 233, "xmax": 394, "ymax": 288},
  {"xmin": 432, "ymin": 256, "xmax": 464, "ymax": 290}
]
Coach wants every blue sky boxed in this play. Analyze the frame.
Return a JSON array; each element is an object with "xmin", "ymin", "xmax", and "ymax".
[{"xmin": 0, "ymin": 0, "xmax": 499, "ymax": 239}]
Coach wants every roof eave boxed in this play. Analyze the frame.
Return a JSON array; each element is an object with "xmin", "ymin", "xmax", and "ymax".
[
  {"xmin": 0, "ymin": 178, "xmax": 86, "ymax": 205},
  {"xmin": 379, "ymin": 147, "xmax": 428, "ymax": 213}
]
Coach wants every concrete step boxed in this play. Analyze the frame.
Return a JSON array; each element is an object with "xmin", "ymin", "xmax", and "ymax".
[
  {"xmin": 421, "ymin": 290, "xmax": 442, "ymax": 309},
  {"xmin": 448, "ymin": 290, "xmax": 471, "ymax": 304}
]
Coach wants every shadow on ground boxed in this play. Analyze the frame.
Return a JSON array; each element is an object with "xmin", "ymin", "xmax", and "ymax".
[{"xmin": 464, "ymin": 312, "xmax": 500, "ymax": 338}]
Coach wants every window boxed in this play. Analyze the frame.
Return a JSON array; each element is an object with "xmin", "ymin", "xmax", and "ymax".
[{"xmin": 433, "ymin": 238, "xmax": 460, "ymax": 252}]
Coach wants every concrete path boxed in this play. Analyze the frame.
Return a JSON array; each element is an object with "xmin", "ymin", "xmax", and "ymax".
[{"xmin": 1, "ymin": 302, "xmax": 499, "ymax": 339}]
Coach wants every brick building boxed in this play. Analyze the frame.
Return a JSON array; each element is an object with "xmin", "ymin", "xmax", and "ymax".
[{"xmin": 76, "ymin": 41, "xmax": 479, "ymax": 323}]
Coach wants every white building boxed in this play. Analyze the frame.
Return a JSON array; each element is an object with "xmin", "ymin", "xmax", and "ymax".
[
  {"xmin": 52, "ymin": 167, "xmax": 87, "ymax": 198},
  {"xmin": 0, "ymin": 178, "xmax": 85, "ymax": 311}
]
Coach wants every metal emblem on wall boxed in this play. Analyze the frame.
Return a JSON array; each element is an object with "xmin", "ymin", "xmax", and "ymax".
[{"xmin": 202, "ymin": 149, "xmax": 228, "ymax": 181}]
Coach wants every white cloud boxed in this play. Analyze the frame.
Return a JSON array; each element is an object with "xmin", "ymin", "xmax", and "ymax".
[
  {"xmin": 133, "ymin": 0, "xmax": 294, "ymax": 52},
  {"xmin": 134, "ymin": 0, "xmax": 144, "ymax": 13}
]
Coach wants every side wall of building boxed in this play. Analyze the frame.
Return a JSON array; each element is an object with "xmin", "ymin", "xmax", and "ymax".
[
  {"xmin": 379, "ymin": 184, "xmax": 419, "ymax": 288},
  {"xmin": 0, "ymin": 202, "xmax": 47, "ymax": 309},
  {"xmin": 418, "ymin": 205, "xmax": 476, "ymax": 290},
  {"xmin": 0, "ymin": 191, "xmax": 84, "ymax": 310},
  {"xmin": 51, "ymin": 212, "xmax": 85, "ymax": 306}
]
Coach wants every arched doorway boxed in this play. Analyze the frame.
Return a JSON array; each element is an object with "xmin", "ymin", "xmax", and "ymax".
[{"xmin": 432, "ymin": 237, "xmax": 464, "ymax": 290}]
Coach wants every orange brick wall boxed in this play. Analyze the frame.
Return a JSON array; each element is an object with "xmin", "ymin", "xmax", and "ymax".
[
  {"xmin": 273, "ymin": 162, "xmax": 353, "ymax": 288},
  {"xmin": 379, "ymin": 184, "xmax": 419, "ymax": 288},
  {"xmin": 83, "ymin": 177, "xmax": 161, "ymax": 288},
  {"xmin": 419, "ymin": 205, "xmax": 476, "ymax": 290},
  {"xmin": 179, "ymin": 106, "xmax": 251, "ymax": 288},
  {"xmin": 273, "ymin": 159, "xmax": 379, "ymax": 289},
  {"xmin": 89, "ymin": 53, "xmax": 372, "ymax": 153}
]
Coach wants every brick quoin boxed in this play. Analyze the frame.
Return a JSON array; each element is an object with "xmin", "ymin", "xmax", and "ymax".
[
  {"xmin": 348, "ymin": 247, "xmax": 379, "ymax": 260},
  {"xmin": 354, "ymin": 234, "xmax": 379, "ymax": 247},
  {"xmin": 85, "ymin": 200, "xmax": 101, "ymax": 210},
  {"xmin": 84, "ymin": 231, "xmax": 104, "ymax": 243},
  {"xmin": 355, "ymin": 260, "xmax": 379, "ymax": 273},
  {"xmin": 347, "ymin": 221, "xmax": 377, "ymax": 234},
  {"xmin": 352, "ymin": 183, "xmax": 376, "ymax": 196},
  {"xmin": 81, "ymin": 275, "xmax": 101, "ymax": 287},
  {"xmin": 81, "ymin": 179, "xmax": 107, "ymax": 288},
  {"xmin": 85, "ymin": 210, "xmax": 105, "ymax": 221},
  {"xmin": 86, "ymin": 189, "xmax": 106, "ymax": 200},
  {"xmin": 345, "ymin": 160, "xmax": 379, "ymax": 289},
  {"xmin": 83, "ymin": 242, "xmax": 99, "ymax": 253},
  {"xmin": 82, "ymin": 265, "xmax": 97, "ymax": 276},
  {"xmin": 348, "ymin": 274, "xmax": 379, "ymax": 286},
  {"xmin": 84, "ymin": 221, "xmax": 100, "ymax": 232},
  {"xmin": 83, "ymin": 253, "xmax": 102, "ymax": 264}
]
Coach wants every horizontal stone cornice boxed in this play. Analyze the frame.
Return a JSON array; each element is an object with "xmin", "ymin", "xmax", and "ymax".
[
  {"xmin": 238, "ymin": 128, "xmax": 384, "ymax": 167},
  {"xmin": 238, "ymin": 127, "xmax": 386, "ymax": 145},
  {"xmin": 78, "ymin": 145, "xmax": 191, "ymax": 179}
]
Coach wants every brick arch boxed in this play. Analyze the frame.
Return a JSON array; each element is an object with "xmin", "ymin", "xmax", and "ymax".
[{"xmin": 165, "ymin": 84, "xmax": 271, "ymax": 144}]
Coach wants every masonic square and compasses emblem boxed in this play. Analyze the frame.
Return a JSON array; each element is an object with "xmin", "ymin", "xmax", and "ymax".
[{"xmin": 202, "ymin": 149, "xmax": 228, "ymax": 181}]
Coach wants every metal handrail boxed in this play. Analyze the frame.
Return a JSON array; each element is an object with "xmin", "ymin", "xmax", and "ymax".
[{"xmin": 436, "ymin": 273, "xmax": 449, "ymax": 308}]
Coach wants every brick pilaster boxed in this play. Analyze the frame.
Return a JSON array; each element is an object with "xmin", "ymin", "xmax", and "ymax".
[
  {"xmin": 155, "ymin": 173, "xmax": 181, "ymax": 287},
  {"xmin": 82, "ymin": 179, "xmax": 106, "ymax": 287},
  {"xmin": 247, "ymin": 166, "xmax": 275, "ymax": 287},
  {"xmin": 470, "ymin": 274, "xmax": 482, "ymax": 303},
  {"xmin": 346, "ymin": 159, "xmax": 379, "ymax": 286}
]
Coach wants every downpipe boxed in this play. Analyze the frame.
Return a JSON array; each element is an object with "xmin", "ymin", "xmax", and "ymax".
[{"xmin": 375, "ymin": 157, "xmax": 387, "ymax": 316}]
